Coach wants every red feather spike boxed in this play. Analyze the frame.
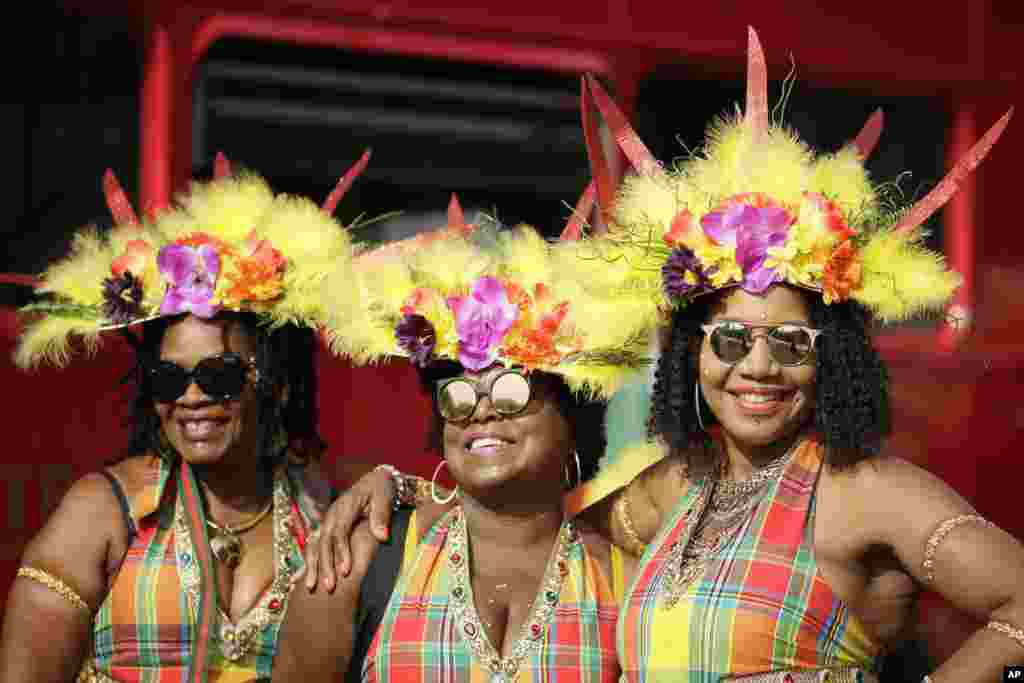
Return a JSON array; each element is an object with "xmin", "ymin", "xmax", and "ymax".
[
  {"xmin": 0, "ymin": 273, "xmax": 41, "ymax": 288},
  {"xmin": 103, "ymin": 169, "xmax": 139, "ymax": 226},
  {"xmin": 560, "ymin": 180, "xmax": 596, "ymax": 241},
  {"xmin": 744, "ymin": 26, "xmax": 769, "ymax": 143},
  {"xmin": 849, "ymin": 109, "xmax": 885, "ymax": 159},
  {"xmin": 893, "ymin": 108, "xmax": 1013, "ymax": 234},
  {"xmin": 581, "ymin": 76, "xmax": 616, "ymax": 224},
  {"xmin": 447, "ymin": 193, "xmax": 470, "ymax": 233},
  {"xmin": 322, "ymin": 149, "xmax": 372, "ymax": 215},
  {"xmin": 584, "ymin": 75, "xmax": 662, "ymax": 178},
  {"xmin": 214, "ymin": 152, "xmax": 232, "ymax": 179}
]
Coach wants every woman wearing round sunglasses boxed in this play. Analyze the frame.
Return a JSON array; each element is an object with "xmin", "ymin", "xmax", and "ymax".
[
  {"xmin": 273, "ymin": 223, "xmax": 653, "ymax": 682},
  {"xmin": 309, "ymin": 31, "xmax": 1024, "ymax": 683},
  {"xmin": 0, "ymin": 159, "xmax": 375, "ymax": 683}
]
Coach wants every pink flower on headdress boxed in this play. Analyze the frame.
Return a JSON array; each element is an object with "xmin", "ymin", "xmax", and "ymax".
[
  {"xmin": 446, "ymin": 276, "xmax": 518, "ymax": 371},
  {"xmin": 157, "ymin": 243, "xmax": 222, "ymax": 318},
  {"xmin": 702, "ymin": 202, "xmax": 793, "ymax": 294}
]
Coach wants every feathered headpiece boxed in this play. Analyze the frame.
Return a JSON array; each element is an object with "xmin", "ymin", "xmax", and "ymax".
[
  {"xmin": 577, "ymin": 28, "xmax": 1011, "ymax": 323},
  {"xmin": 11, "ymin": 151, "xmax": 371, "ymax": 368},
  {"xmin": 322, "ymin": 192, "xmax": 659, "ymax": 399}
]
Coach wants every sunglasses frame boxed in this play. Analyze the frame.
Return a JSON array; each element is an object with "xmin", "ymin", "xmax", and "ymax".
[
  {"xmin": 700, "ymin": 321, "xmax": 823, "ymax": 367},
  {"xmin": 147, "ymin": 352, "xmax": 259, "ymax": 403},
  {"xmin": 436, "ymin": 368, "xmax": 533, "ymax": 421}
]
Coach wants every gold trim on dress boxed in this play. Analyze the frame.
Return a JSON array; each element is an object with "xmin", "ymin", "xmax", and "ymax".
[
  {"xmin": 922, "ymin": 514, "xmax": 994, "ymax": 584},
  {"xmin": 721, "ymin": 666, "xmax": 878, "ymax": 682},
  {"xmin": 17, "ymin": 567, "xmax": 91, "ymax": 613}
]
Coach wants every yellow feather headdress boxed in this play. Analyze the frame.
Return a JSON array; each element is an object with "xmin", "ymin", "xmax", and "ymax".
[
  {"xmin": 11, "ymin": 152, "xmax": 371, "ymax": 368},
  {"xmin": 323, "ymin": 194, "xmax": 659, "ymax": 399},
  {"xmin": 578, "ymin": 28, "xmax": 1012, "ymax": 323}
]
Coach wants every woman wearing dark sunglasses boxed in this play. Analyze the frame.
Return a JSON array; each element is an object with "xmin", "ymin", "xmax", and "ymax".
[
  {"xmin": 0, "ymin": 158, "xmax": 374, "ymax": 683},
  {"xmin": 273, "ymin": 223, "xmax": 653, "ymax": 682},
  {"xmin": 309, "ymin": 30, "xmax": 1023, "ymax": 683}
]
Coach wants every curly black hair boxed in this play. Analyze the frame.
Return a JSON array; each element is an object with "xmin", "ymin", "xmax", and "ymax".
[
  {"xmin": 651, "ymin": 287, "xmax": 890, "ymax": 469},
  {"xmin": 416, "ymin": 360, "xmax": 606, "ymax": 485},
  {"xmin": 118, "ymin": 313, "xmax": 323, "ymax": 468}
]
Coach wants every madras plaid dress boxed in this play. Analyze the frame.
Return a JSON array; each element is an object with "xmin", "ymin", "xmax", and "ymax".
[
  {"xmin": 362, "ymin": 508, "xmax": 622, "ymax": 682},
  {"xmin": 83, "ymin": 455, "xmax": 315, "ymax": 682},
  {"xmin": 618, "ymin": 435, "xmax": 881, "ymax": 682}
]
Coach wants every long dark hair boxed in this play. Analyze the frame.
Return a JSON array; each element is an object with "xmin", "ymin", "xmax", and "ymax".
[
  {"xmin": 651, "ymin": 288, "xmax": 890, "ymax": 468},
  {"xmin": 120, "ymin": 313, "xmax": 323, "ymax": 467}
]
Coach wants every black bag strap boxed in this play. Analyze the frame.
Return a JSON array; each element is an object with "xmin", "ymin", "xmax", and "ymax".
[{"xmin": 346, "ymin": 506, "xmax": 413, "ymax": 681}]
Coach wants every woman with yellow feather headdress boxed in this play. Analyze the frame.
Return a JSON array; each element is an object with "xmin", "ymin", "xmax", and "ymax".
[
  {"xmin": 308, "ymin": 28, "xmax": 1024, "ymax": 683},
  {"xmin": 274, "ymin": 194, "xmax": 660, "ymax": 682},
  {"xmin": 0, "ymin": 153, "xmax": 380, "ymax": 683}
]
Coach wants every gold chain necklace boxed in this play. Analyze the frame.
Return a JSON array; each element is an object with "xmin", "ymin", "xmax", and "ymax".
[
  {"xmin": 661, "ymin": 441, "xmax": 798, "ymax": 608},
  {"xmin": 206, "ymin": 500, "xmax": 273, "ymax": 568}
]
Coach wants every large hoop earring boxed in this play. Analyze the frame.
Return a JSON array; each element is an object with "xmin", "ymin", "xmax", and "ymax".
[
  {"xmin": 563, "ymin": 450, "xmax": 583, "ymax": 489},
  {"xmin": 431, "ymin": 460, "xmax": 457, "ymax": 504},
  {"xmin": 695, "ymin": 381, "xmax": 706, "ymax": 432}
]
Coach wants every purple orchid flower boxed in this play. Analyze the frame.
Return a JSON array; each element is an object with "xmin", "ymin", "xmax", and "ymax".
[
  {"xmin": 701, "ymin": 203, "xmax": 792, "ymax": 294},
  {"xmin": 446, "ymin": 276, "xmax": 518, "ymax": 371},
  {"xmin": 157, "ymin": 243, "xmax": 222, "ymax": 318}
]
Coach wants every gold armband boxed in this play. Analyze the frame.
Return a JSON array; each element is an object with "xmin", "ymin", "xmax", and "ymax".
[
  {"xmin": 614, "ymin": 486, "xmax": 647, "ymax": 557},
  {"xmin": 987, "ymin": 620, "xmax": 1024, "ymax": 650},
  {"xmin": 17, "ymin": 566, "xmax": 91, "ymax": 613},
  {"xmin": 922, "ymin": 514, "xmax": 995, "ymax": 583}
]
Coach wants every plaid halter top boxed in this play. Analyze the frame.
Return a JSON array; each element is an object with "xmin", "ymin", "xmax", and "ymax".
[
  {"xmin": 362, "ymin": 507, "xmax": 624, "ymax": 683},
  {"xmin": 618, "ymin": 435, "xmax": 881, "ymax": 681},
  {"xmin": 83, "ymin": 455, "xmax": 317, "ymax": 683}
]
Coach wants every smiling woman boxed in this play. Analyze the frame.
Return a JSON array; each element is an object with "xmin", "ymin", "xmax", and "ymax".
[
  {"xmin": 0, "ymin": 156, "xmax": 371, "ymax": 683},
  {"xmin": 273, "ymin": 215, "xmax": 655, "ymax": 682}
]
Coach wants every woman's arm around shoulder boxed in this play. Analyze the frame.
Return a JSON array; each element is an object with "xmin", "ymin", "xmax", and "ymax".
[
  {"xmin": 0, "ymin": 466, "xmax": 129, "ymax": 682},
  {"xmin": 837, "ymin": 454, "xmax": 1024, "ymax": 683},
  {"xmin": 580, "ymin": 453, "xmax": 690, "ymax": 557}
]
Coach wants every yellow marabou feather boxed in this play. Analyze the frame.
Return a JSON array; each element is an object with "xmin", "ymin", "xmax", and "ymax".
[
  {"xmin": 808, "ymin": 146, "xmax": 876, "ymax": 217},
  {"xmin": 855, "ymin": 229, "xmax": 962, "ymax": 321},
  {"xmin": 15, "ymin": 316, "xmax": 104, "ymax": 369},
  {"xmin": 40, "ymin": 228, "xmax": 114, "ymax": 306},
  {"xmin": 171, "ymin": 175, "xmax": 275, "ymax": 244}
]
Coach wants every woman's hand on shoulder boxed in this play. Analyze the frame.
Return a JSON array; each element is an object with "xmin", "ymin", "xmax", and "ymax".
[
  {"xmin": 0, "ymin": 467, "xmax": 127, "ymax": 681},
  {"xmin": 294, "ymin": 466, "xmax": 397, "ymax": 593},
  {"xmin": 276, "ymin": 519, "xmax": 380, "ymax": 680}
]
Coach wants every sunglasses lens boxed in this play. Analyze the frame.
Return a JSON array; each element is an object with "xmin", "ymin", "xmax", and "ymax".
[
  {"xmin": 194, "ymin": 355, "xmax": 250, "ymax": 399},
  {"xmin": 149, "ymin": 362, "xmax": 190, "ymax": 402},
  {"xmin": 490, "ymin": 371, "xmax": 531, "ymax": 415},
  {"xmin": 768, "ymin": 326, "xmax": 814, "ymax": 366},
  {"xmin": 709, "ymin": 323, "xmax": 751, "ymax": 363},
  {"xmin": 438, "ymin": 379, "xmax": 478, "ymax": 421}
]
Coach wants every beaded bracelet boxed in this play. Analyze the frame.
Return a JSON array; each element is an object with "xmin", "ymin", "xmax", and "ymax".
[
  {"xmin": 922, "ymin": 514, "xmax": 994, "ymax": 583},
  {"xmin": 374, "ymin": 464, "xmax": 416, "ymax": 510},
  {"xmin": 987, "ymin": 619, "xmax": 1024, "ymax": 650}
]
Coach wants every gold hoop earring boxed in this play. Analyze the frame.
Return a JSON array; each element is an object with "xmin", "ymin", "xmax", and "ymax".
[{"xmin": 431, "ymin": 460, "xmax": 457, "ymax": 504}]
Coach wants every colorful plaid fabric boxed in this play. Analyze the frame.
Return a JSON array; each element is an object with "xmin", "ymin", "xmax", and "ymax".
[
  {"xmin": 618, "ymin": 435, "xmax": 881, "ymax": 682},
  {"xmin": 363, "ymin": 508, "xmax": 622, "ymax": 683},
  {"xmin": 83, "ymin": 455, "xmax": 314, "ymax": 682}
]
